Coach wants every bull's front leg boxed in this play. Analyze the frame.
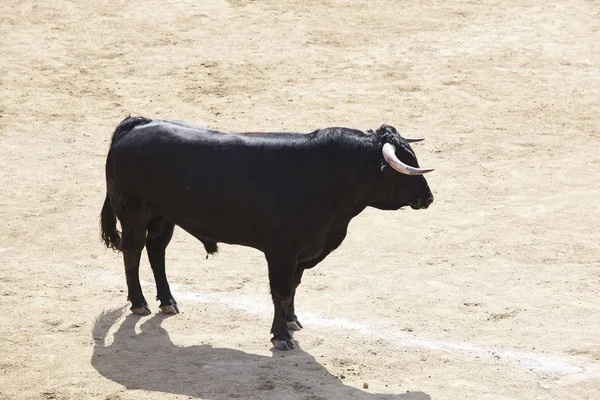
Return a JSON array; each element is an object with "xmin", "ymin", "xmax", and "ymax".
[
  {"xmin": 266, "ymin": 251, "xmax": 298, "ymax": 351},
  {"xmin": 285, "ymin": 268, "xmax": 304, "ymax": 332},
  {"xmin": 287, "ymin": 224, "xmax": 348, "ymax": 332}
]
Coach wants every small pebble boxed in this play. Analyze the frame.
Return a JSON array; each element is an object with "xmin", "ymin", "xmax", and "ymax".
[
  {"xmin": 340, "ymin": 374, "xmax": 346, "ymax": 379},
  {"xmin": 363, "ymin": 382, "xmax": 369, "ymax": 389}
]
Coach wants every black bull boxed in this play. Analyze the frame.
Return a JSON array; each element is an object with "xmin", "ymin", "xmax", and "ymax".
[{"xmin": 100, "ymin": 117, "xmax": 434, "ymax": 350}]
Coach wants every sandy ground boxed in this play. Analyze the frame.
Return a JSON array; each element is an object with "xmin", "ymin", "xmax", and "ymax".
[{"xmin": 1, "ymin": 0, "xmax": 600, "ymax": 399}]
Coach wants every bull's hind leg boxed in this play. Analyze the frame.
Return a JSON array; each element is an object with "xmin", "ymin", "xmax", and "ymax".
[
  {"xmin": 146, "ymin": 217, "xmax": 178, "ymax": 314},
  {"xmin": 120, "ymin": 215, "xmax": 150, "ymax": 315}
]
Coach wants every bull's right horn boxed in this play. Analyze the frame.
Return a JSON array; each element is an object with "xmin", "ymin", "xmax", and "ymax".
[{"xmin": 382, "ymin": 143, "xmax": 434, "ymax": 175}]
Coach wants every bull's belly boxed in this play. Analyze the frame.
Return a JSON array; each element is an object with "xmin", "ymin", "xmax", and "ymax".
[
  {"xmin": 169, "ymin": 215, "xmax": 266, "ymax": 250},
  {"xmin": 163, "ymin": 209, "xmax": 328, "ymax": 259}
]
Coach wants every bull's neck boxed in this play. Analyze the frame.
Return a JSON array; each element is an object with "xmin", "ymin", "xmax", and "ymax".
[{"xmin": 321, "ymin": 134, "xmax": 382, "ymax": 214}]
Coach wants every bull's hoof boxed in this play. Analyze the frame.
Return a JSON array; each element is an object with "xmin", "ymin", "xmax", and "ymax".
[
  {"xmin": 131, "ymin": 305, "xmax": 151, "ymax": 315},
  {"xmin": 287, "ymin": 321, "xmax": 302, "ymax": 331},
  {"xmin": 159, "ymin": 304, "xmax": 179, "ymax": 314},
  {"xmin": 271, "ymin": 338, "xmax": 295, "ymax": 351}
]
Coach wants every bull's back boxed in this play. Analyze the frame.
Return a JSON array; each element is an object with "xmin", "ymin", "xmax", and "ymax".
[{"xmin": 107, "ymin": 121, "xmax": 334, "ymax": 244}]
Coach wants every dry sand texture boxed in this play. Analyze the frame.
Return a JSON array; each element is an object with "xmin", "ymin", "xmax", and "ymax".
[{"xmin": 1, "ymin": 0, "xmax": 600, "ymax": 399}]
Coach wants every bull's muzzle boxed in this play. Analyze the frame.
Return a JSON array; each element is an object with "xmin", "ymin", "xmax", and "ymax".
[{"xmin": 411, "ymin": 196, "xmax": 434, "ymax": 210}]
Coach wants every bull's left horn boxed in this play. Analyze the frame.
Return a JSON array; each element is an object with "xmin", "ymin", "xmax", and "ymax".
[
  {"xmin": 404, "ymin": 137, "xmax": 425, "ymax": 143},
  {"xmin": 382, "ymin": 143, "xmax": 434, "ymax": 175}
]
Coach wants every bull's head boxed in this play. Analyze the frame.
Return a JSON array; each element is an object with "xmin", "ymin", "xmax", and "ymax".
[{"xmin": 370, "ymin": 125, "xmax": 434, "ymax": 210}]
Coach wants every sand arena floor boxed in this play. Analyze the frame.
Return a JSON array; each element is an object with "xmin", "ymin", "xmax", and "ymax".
[{"xmin": 1, "ymin": 1, "xmax": 599, "ymax": 399}]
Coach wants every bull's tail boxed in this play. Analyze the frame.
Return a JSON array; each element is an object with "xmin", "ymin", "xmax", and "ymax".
[
  {"xmin": 101, "ymin": 116, "xmax": 152, "ymax": 251},
  {"xmin": 92, "ymin": 307, "xmax": 127, "ymax": 348},
  {"xmin": 101, "ymin": 193, "xmax": 121, "ymax": 251}
]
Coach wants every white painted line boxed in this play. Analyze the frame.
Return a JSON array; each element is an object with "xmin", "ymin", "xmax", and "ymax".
[
  {"xmin": 103, "ymin": 276, "xmax": 600, "ymax": 383},
  {"xmin": 172, "ymin": 284, "xmax": 600, "ymax": 383}
]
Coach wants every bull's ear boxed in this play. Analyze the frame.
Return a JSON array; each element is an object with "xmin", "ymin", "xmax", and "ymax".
[
  {"xmin": 377, "ymin": 125, "xmax": 397, "ymax": 135},
  {"xmin": 376, "ymin": 125, "xmax": 398, "ymax": 144}
]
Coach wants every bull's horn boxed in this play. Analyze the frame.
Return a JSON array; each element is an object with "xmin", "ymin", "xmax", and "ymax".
[
  {"xmin": 404, "ymin": 137, "xmax": 425, "ymax": 143},
  {"xmin": 382, "ymin": 143, "xmax": 434, "ymax": 175}
]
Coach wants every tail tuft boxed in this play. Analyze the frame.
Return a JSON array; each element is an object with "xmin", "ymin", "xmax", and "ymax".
[{"xmin": 100, "ymin": 194, "xmax": 121, "ymax": 251}]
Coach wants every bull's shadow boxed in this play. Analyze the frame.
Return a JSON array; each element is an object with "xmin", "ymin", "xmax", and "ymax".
[{"xmin": 92, "ymin": 308, "xmax": 430, "ymax": 399}]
